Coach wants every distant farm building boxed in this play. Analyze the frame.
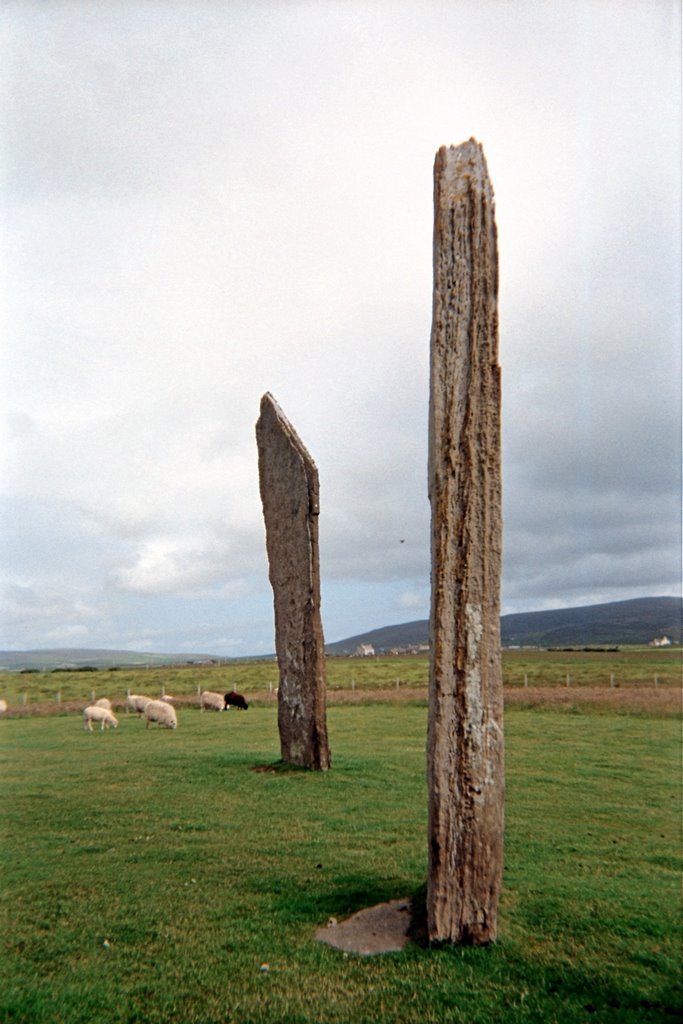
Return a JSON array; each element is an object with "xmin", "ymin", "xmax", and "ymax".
[
  {"xmin": 354, "ymin": 643, "xmax": 375, "ymax": 657},
  {"xmin": 649, "ymin": 636, "xmax": 672, "ymax": 647},
  {"xmin": 390, "ymin": 643, "xmax": 430, "ymax": 655}
]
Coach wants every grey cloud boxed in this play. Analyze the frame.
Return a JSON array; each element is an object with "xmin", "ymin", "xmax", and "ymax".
[
  {"xmin": 111, "ymin": 527, "xmax": 268, "ymax": 599},
  {"xmin": 502, "ymin": 472, "xmax": 681, "ymax": 611},
  {"xmin": 0, "ymin": 2, "xmax": 679, "ymax": 655},
  {"xmin": 0, "ymin": 581, "xmax": 102, "ymax": 648},
  {"xmin": 0, "ymin": 497, "xmax": 109, "ymax": 580},
  {"xmin": 505, "ymin": 377, "xmax": 680, "ymax": 501},
  {"xmin": 2, "ymin": 5, "xmax": 251, "ymax": 199}
]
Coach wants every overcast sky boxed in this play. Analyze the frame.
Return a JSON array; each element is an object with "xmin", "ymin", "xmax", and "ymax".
[{"xmin": 1, "ymin": 1, "xmax": 680, "ymax": 656}]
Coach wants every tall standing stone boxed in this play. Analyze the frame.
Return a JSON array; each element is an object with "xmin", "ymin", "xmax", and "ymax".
[
  {"xmin": 427, "ymin": 139, "xmax": 504, "ymax": 944},
  {"xmin": 256, "ymin": 392, "xmax": 330, "ymax": 771}
]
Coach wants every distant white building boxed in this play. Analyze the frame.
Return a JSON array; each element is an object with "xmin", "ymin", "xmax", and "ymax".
[
  {"xmin": 355, "ymin": 643, "xmax": 375, "ymax": 657},
  {"xmin": 649, "ymin": 636, "xmax": 672, "ymax": 647}
]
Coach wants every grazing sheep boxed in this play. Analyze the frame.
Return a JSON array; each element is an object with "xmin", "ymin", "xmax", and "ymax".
[
  {"xmin": 94, "ymin": 697, "xmax": 112, "ymax": 710},
  {"xmin": 144, "ymin": 699, "xmax": 178, "ymax": 730},
  {"xmin": 224, "ymin": 690, "xmax": 249, "ymax": 711},
  {"xmin": 83, "ymin": 706, "xmax": 118, "ymax": 732},
  {"xmin": 0, "ymin": 699, "xmax": 7, "ymax": 714},
  {"xmin": 200, "ymin": 690, "xmax": 224, "ymax": 712},
  {"xmin": 160, "ymin": 694, "xmax": 175, "ymax": 704},
  {"xmin": 126, "ymin": 694, "xmax": 152, "ymax": 715}
]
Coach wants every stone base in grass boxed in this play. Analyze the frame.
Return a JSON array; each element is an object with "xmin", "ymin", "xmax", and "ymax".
[{"xmin": 315, "ymin": 899, "xmax": 412, "ymax": 956}]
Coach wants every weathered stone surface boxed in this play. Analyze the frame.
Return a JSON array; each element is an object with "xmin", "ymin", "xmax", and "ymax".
[
  {"xmin": 427, "ymin": 139, "xmax": 504, "ymax": 944},
  {"xmin": 256, "ymin": 392, "xmax": 330, "ymax": 770}
]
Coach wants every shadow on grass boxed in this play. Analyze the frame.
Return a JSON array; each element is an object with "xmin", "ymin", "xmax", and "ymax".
[
  {"xmin": 407, "ymin": 882, "xmax": 428, "ymax": 946},
  {"xmin": 251, "ymin": 759, "xmax": 313, "ymax": 774},
  {"xmin": 407, "ymin": 886, "xmax": 682, "ymax": 1020},
  {"xmin": 268, "ymin": 872, "xmax": 408, "ymax": 918}
]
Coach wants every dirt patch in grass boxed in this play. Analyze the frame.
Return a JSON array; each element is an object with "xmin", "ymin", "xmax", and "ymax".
[
  {"xmin": 315, "ymin": 898, "xmax": 413, "ymax": 956},
  {"xmin": 502, "ymin": 684, "xmax": 680, "ymax": 714}
]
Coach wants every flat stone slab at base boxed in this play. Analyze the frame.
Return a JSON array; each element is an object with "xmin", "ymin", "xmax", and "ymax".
[{"xmin": 315, "ymin": 899, "xmax": 412, "ymax": 956}]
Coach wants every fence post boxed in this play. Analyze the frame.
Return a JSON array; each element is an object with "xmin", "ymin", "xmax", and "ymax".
[
  {"xmin": 566, "ymin": 673, "xmax": 570, "ymax": 687},
  {"xmin": 524, "ymin": 673, "xmax": 528, "ymax": 688},
  {"xmin": 654, "ymin": 674, "xmax": 659, "ymax": 688},
  {"xmin": 610, "ymin": 673, "xmax": 615, "ymax": 687}
]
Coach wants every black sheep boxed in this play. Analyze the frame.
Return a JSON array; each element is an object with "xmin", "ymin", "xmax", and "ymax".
[{"xmin": 224, "ymin": 690, "xmax": 249, "ymax": 711}]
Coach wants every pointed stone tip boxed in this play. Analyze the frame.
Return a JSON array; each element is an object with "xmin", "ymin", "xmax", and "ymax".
[
  {"xmin": 260, "ymin": 391, "xmax": 278, "ymax": 413},
  {"xmin": 259, "ymin": 392, "xmax": 289, "ymax": 429},
  {"xmin": 256, "ymin": 392, "xmax": 317, "ymax": 470},
  {"xmin": 260, "ymin": 391, "xmax": 292, "ymax": 424}
]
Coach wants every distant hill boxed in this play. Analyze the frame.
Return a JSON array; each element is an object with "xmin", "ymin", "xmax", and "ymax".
[
  {"xmin": 1, "ymin": 597, "xmax": 680, "ymax": 671},
  {"xmin": 500, "ymin": 597, "xmax": 682, "ymax": 648},
  {"xmin": 326, "ymin": 620, "xmax": 430, "ymax": 656},
  {"xmin": 324, "ymin": 597, "xmax": 683, "ymax": 654},
  {"xmin": 0, "ymin": 649, "xmax": 233, "ymax": 672}
]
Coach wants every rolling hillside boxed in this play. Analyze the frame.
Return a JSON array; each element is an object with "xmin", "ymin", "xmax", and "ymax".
[
  {"xmin": 324, "ymin": 596, "xmax": 682, "ymax": 654},
  {"xmin": 0, "ymin": 649, "xmax": 230, "ymax": 672},
  {"xmin": 1, "ymin": 597, "xmax": 680, "ymax": 671}
]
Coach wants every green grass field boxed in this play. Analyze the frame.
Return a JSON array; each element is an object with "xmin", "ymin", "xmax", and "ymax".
[{"xmin": 0, "ymin": 699, "xmax": 680, "ymax": 1023}]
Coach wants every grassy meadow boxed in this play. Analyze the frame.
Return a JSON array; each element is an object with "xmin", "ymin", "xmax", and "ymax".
[{"xmin": 0, "ymin": 675, "xmax": 681, "ymax": 1023}]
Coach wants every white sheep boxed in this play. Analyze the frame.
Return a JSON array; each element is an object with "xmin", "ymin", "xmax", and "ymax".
[
  {"xmin": 160, "ymin": 694, "xmax": 175, "ymax": 704},
  {"xmin": 0, "ymin": 699, "xmax": 7, "ymax": 714},
  {"xmin": 94, "ymin": 697, "xmax": 112, "ymax": 710},
  {"xmin": 126, "ymin": 694, "xmax": 153, "ymax": 715},
  {"xmin": 83, "ymin": 706, "xmax": 119, "ymax": 732},
  {"xmin": 144, "ymin": 699, "xmax": 178, "ymax": 730},
  {"xmin": 200, "ymin": 690, "xmax": 224, "ymax": 712}
]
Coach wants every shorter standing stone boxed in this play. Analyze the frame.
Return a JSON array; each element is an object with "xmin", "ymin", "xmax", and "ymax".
[{"xmin": 256, "ymin": 392, "xmax": 330, "ymax": 770}]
